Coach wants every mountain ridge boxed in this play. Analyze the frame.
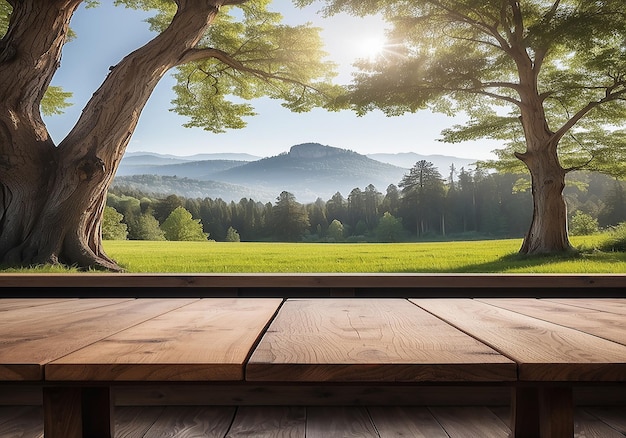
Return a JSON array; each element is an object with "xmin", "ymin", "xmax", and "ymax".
[{"xmin": 115, "ymin": 143, "xmax": 479, "ymax": 202}]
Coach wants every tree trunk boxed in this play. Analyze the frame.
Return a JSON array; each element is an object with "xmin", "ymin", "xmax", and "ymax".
[
  {"xmin": 516, "ymin": 136, "xmax": 573, "ymax": 256},
  {"xmin": 0, "ymin": 0, "xmax": 222, "ymax": 270}
]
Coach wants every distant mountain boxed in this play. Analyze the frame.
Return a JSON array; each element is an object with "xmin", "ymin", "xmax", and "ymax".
[
  {"xmin": 124, "ymin": 151, "xmax": 262, "ymax": 162},
  {"xmin": 111, "ymin": 175, "xmax": 274, "ymax": 202},
  {"xmin": 207, "ymin": 143, "xmax": 408, "ymax": 202},
  {"xmin": 114, "ymin": 144, "xmax": 478, "ymax": 203},
  {"xmin": 117, "ymin": 158, "xmax": 247, "ymax": 179},
  {"xmin": 367, "ymin": 152, "xmax": 477, "ymax": 174}
]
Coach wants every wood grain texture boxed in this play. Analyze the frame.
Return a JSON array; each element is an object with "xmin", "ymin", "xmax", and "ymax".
[
  {"xmin": 429, "ymin": 407, "xmax": 511, "ymax": 438},
  {"xmin": 368, "ymin": 406, "xmax": 448, "ymax": 437},
  {"xmin": 248, "ymin": 299, "xmax": 515, "ymax": 382},
  {"xmin": 0, "ymin": 299, "xmax": 195, "ymax": 381},
  {"xmin": 413, "ymin": 299, "xmax": 626, "ymax": 381},
  {"xmin": 115, "ymin": 406, "xmax": 164, "ymax": 438},
  {"xmin": 306, "ymin": 406, "xmax": 378, "ymax": 438},
  {"xmin": 545, "ymin": 298, "xmax": 626, "ymax": 315},
  {"xmin": 573, "ymin": 409, "xmax": 625, "ymax": 438},
  {"xmin": 226, "ymin": 406, "xmax": 304, "ymax": 438},
  {"xmin": 0, "ymin": 406, "xmax": 43, "ymax": 438},
  {"xmin": 145, "ymin": 406, "xmax": 235, "ymax": 438},
  {"xmin": 43, "ymin": 387, "xmax": 82, "ymax": 438},
  {"xmin": 46, "ymin": 298, "xmax": 282, "ymax": 381},
  {"xmin": 478, "ymin": 298, "xmax": 626, "ymax": 346},
  {"xmin": 0, "ymin": 298, "xmax": 76, "ymax": 312},
  {"xmin": 584, "ymin": 407, "xmax": 626, "ymax": 434}
]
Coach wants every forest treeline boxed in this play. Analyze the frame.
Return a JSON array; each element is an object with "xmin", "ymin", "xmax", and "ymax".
[{"xmin": 105, "ymin": 161, "xmax": 626, "ymax": 242}]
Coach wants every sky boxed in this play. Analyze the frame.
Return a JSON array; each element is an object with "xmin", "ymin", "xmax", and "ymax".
[{"xmin": 43, "ymin": 1, "xmax": 501, "ymax": 160}]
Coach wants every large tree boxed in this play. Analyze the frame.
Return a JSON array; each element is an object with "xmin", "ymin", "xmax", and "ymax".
[
  {"xmin": 300, "ymin": 0, "xmax": 626, "ymax": 254},
  {"xmin": 0, "ymin": 0, "xmax": 336, "ymax": 270}
]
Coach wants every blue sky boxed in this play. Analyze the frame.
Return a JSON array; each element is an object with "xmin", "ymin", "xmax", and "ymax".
[{"xmin": 43, "ymin": 1, "xmax": 500, "ymax": 159}]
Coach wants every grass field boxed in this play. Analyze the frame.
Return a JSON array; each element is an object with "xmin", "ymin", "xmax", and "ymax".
[{"xmin": 94, "ymin": 235, "xmax": 626, "ymax": 273}]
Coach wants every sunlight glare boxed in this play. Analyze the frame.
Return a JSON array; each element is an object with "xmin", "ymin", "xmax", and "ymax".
[{"xmin": 356, "ymin": 35, "xmax": 387, "ymax": 61}]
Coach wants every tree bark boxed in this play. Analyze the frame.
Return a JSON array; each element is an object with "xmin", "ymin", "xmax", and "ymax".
[
  {"xmin": 0, "ymin": 0, "xmax": 224, "ymax": 270},
  {"xmin": 516, "ymin": 147, "xmax": 573, "ymax": 255}
]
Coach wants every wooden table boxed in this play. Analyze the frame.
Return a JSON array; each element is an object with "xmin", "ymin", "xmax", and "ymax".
[{"xmin": 1, "ymin": 297, "xmax": 625, "ymax": 438}]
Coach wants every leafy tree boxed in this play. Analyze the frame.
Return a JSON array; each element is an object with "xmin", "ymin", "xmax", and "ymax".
[
  {"xmin": 102, "ymin": 206, "xmax": 128, "ymax": 240},
  {"xmin": 326, "ymin": 219, "xmax": 344, "ymax": 241},
  {"xmin": 375, "ymin": 212, "xmax": 404, "ymax": 242},
  {"xmin": 272, "ymin": 191, "xmax": 310, "ymax": 241},
  {"xmin": 161, "ymin": 207, "xmax": 208, "ymax": 241},
  {"xmin": 225, "ymin": 226, "xmax": 241, "ymax": 242},
  {"xmin": 130, "ymin": 213, "xmax": 166, "ymax": 241},
  {"xmin": 569, "ymin": 211, "xmax": 598, "ymax": 236},
  {"xmin": 302, "ymin": 0, "xmax": 626, "ymax": 254},
  {"xmin": 0, "ymin": 0, "xmax": 336, "ymax": 270}
]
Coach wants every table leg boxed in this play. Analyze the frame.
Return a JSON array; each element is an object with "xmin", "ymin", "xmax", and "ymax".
[{"xmin": 43, "ymin": 386, "xmax": 114, "ymax": 438}]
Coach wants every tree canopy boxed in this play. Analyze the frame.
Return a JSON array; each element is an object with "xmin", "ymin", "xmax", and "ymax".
[
  {"xmin": 0, "ymin": 0, "xmax": 338, "ymax": 270},
  {"xmin": 296, "ymin": 0, "xmax": 626, "ymax": 254}
]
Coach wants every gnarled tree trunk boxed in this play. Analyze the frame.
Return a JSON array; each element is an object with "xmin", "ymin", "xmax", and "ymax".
[{"xmin": 0, "ymin": 0, "xmax": 223, "ymax": 270}]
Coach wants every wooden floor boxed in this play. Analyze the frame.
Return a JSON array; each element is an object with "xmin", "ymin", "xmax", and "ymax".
[{"xmin": 1, "ymin": 404, "xmax": 625, "ymax": 437}]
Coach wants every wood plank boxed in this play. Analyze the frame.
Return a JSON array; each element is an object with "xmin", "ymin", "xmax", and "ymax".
[
  {"xmin": 46, "ymin": 298, "xmax": 282, "ymax": 381},
  {"xmin": 0, "ymin": 298, "xmax": 76, "ymax": 312},
  {"xmin": 2, "ymin": 273, "xmax": 624, "ymax": 289},
  {"xmin": 584, "ymin": 407, "xmax": 626, "ymax": 434},
  {"xmin": 478, "ymin": 298, "xmax": 626, "ymax": 346},
  {"xmin": 43, "ymin": 387, "xmax": 82, "ymax": 438},
  {"xmin": 413, "ymin": 299, "xmax": 626, "ymax": 381},
  {"xmin": 0, "ymin": 299, "xmax": 195, "ymax": 381},
  {"xmin": 226, "ymin": 406, "xmax": 304, "ymax": 438},
  {"xmin": 368, "ymin": 406, "xmax": 448, "ymax": 437},
  {"xmin": 573, "ymin": 409, "xmax": 625, "ymax": 438},
  {"xmin": 247, "ymin": 298, "xmax": 515, "ymax": 382},
  {"xmin": 429, "ymin": 406, "xmax": 511, "ymax": 438},
  {"xmin": 145, "ymin": 406, "xmax": 235, "ymax": 438},
  {"xmin": 306, "ymin": 406, "xmax": 378, "ymax": 438},
  {"xmin": 115, "ymin": 406, "xmax": 164, "ymax": 438},
  {"xmin": 545, "ymin": 298, "xmax": 626, "ymax": 315},
  {"xmin": 0, "ymin": 406, "xmax": 43, "ymax": 438}
]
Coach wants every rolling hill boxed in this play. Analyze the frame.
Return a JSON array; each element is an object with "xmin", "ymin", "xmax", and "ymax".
[{"xmin": 113, "ymin": 143, "xmax": 477, "ymax": 202}]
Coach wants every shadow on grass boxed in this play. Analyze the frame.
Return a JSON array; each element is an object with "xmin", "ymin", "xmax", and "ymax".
[{"xmin": 402, "ymin": 249, "xmax": 626, "ymax": 273}]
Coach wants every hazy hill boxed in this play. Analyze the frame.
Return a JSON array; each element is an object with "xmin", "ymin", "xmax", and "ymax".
[
  {"xmin": 116, "ymin": 158, "xmax": 247, "ymax": 179},
  {"xmin": 124, "ymin": 151, "xmax": 262, "ymax": 162},
  {"xmin": 111, "ymin": 175, "xmax": 274, "ymax": 201},
  {"xmin": 210, "ymin": 143, "xmax": 408, "ymax": 202},
  {"xmin": 114, "ymin": 144, "xmax": 478, "ymax": 203}
]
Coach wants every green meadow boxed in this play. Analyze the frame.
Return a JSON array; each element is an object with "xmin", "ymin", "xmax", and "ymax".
[{"xmin": 94, "ymin": 235, "xmax": 626, "ymax": 273}]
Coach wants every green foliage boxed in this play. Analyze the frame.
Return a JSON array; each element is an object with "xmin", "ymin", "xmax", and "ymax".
[
  {"xmin": 102, "ymin": 207, "xmax": 128, "ymax": 240},
  {"xmin": 302, "ymin": 0, "xmax": 626, "ymax": 177},
  {"xmin": 131, "ymin": 213, "xmax": 166, "ymax": 241},
  {"xmin": 0, "ymin": 1, "xmax": 10, "ymax": 35},
  {"xmin": 569, "ymin": 211, "xmax": 598, "ymax": 236},
  {"xmin": 225, "ymin": 226, "xmax": 241, "ymax": 242},
  {"xmin": 40, "ymin": 86, "xmax": 73, "ymax": 116},
  {"xmin": 273, "ymin": 191, "xmax": 310, "ymax": 241},
  {"xmin": 599, "ymin": 223, "xmax": 626, "ymax": 252},
  {"xmin": 161, "ymin": 206, "xmax": 208, "ymax": 241},
  {"xmin": 119, "ymin": 0, "xmax": 340, "ymax": 132},
  {"xmin": 326, "ymin": 219, "xmax": 344, "ymax": 241},
  {"xmin": 375, "ymin": 212, "xmax": 404, "ymax": 242}
]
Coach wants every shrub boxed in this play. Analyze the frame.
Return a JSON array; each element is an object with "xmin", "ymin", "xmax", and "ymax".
[
  {"xmin": 599, "ymin": 222, "xmax": 626, "ymax": 252},
  {"xmin": 569, "ymin": 211, "xmax": 598, "ymax": 236}
]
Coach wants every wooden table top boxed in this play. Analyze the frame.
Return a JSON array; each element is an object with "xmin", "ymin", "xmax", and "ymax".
[{"xmin": 1, "ymin": 298, "xmax": 625, "ymax": 384}]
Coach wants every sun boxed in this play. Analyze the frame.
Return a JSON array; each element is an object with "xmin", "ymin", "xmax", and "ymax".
[{"xmin": 356, "ymin": 36, "xmax": 387, "ymax": 61}]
